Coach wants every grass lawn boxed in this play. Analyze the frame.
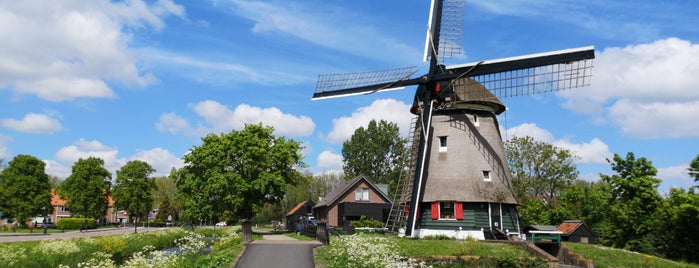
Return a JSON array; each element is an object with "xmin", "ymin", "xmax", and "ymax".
[{"xmin": 565, "ymin": 242, "xmax": 699, "ymax": 268}]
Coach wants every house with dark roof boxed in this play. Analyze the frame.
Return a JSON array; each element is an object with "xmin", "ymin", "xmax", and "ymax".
[
  {"xmin": 557, "ymin": 220, "xmax": 596, "ymax": 244},
  {"xmin": 313, "ymin": 176, "xmax": 392, "ymax": 227},
  {"xmin": 285, "ymin": 200, "xmax": 315, "ymax": 231}
]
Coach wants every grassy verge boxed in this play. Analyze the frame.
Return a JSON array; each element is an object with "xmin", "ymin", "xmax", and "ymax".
[
  {"xmin": 315, "ymin": 234, "xmax": 545, "ymax": 268},
  {"xmin": 0, "ymin": 226, "xmax": 245, "ymax": 268},
  {"xmin": 565, "ymin": 242, "xmax": 699, "ymax": 268}
]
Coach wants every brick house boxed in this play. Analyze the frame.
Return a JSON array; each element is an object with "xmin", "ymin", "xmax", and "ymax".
[{"xmin": 313, "ymin": 176, "xmax": 392, "ymax": 227}]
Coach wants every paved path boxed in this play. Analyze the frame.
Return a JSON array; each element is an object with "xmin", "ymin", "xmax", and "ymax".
[
  {"xmin": 0, "ymin": 227, "xmax": 165, "ymax": 242},
  {"xmin": 234, "ymin": 234, "xmax": 322, "ymax": 268}
]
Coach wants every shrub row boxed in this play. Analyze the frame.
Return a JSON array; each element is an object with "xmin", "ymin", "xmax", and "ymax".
[{"xmin": 57, "ymin": 218, "xmax": 96, "ymax": 230}]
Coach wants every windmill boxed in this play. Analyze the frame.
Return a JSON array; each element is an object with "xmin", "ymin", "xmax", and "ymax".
[{"xmin": 312, "ymin": 0, "xmax": 594, "ymax": 239}]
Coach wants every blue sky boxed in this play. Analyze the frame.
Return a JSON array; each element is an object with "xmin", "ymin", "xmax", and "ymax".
[{"xmin": 1, "ymin": 0, "xmax": 697, "ymax": 194}]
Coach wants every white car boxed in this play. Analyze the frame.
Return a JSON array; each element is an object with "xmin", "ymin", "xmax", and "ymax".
[{"xmin": 215, "ymin": 221, "xmax": 227, "ymax": 227}]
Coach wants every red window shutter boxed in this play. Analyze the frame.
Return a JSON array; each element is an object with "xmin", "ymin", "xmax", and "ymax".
[
  {"xmin": 431, "ymin": 202, "xmax": 439, "ymax": 220},
  {"xmin": 454, "ymin": 202, "xmax": 464, "ymax": 220},
  {"xmin": 417, "ymin": 204, "xmax": 421, "ymax": 219}
]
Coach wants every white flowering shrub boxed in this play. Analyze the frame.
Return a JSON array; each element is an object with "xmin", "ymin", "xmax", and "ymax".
[
  {"xmin": 322, "ymin": 234, "xmax": 429, "ymax": 268},
  {"xmin": 0, "ymin": 244, "xmax": 27, "ymax": 266},
  {"xmin": 175, "ymin": 231, "xmax": 208, "ymax": 255},
  {"xmin": 73, "ymin": 252, "xmax": 116, "ymax": 268},
  {"xmin": 35, "ymin": 239, "xmax": 81, "ymax": 255}
]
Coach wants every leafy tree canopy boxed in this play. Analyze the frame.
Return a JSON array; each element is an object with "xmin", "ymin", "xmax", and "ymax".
[
  {"xmin": 342, "ymin": 119, "xmax": 407, "ymax": 193},
  {"xmin": 505, "ymin": 136, "xmax": 579, "ymax": 202},
  {"xmin": 174, "ymin": 124, "xmax": 305, "ymax": 223},
  {"xmin": 689, "ymin": 154, "xmax": 699, "ymax": 182},
  {"xmin": 112, "ymin": 160, "xmax": 156, "ymax": 223},
  {"xmin": 599, "ymin": 152, "xmax": 662, "ymax": 250},
  {"xmin": 58, "ymin": 157, "xmax": 112, "ymax": 219},
  {"xmin": 0, "ymin": 154, "xmax": 52, "ymax": 226}
]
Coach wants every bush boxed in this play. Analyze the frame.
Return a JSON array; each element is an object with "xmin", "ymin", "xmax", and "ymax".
[
  {"xmin": 57, "ymin": 218, "xmax": 96, "ymax": 230},
  {"xmin": 350, "ymin": 215, "xmax": 384, "ymax": 228}
]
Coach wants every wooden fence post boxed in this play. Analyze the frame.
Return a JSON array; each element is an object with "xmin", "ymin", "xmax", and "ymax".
[{"xmin": 317, "ymin": 222, "xmax": 330, "ymax": 245}]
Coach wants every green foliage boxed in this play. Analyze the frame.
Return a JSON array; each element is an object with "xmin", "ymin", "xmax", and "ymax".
[
  {"xmin": 558, "ymin": 180, "xmax": 610, "ymax": 228},
  {"xmin": 0, "ymin": 155, "xmax": 52, "ymax": 227},
  {"xmin": 57, "ymin": 218, "xmax": 96, "ymax": 229},
  {"xmin": 599, "ymin": 152, "xmax": 662, "ymax": 251},
  {"xmin": 342, "ymin": 119, "xmax": 408, "ymax": 194},
  {"xmin": 112, "ymin": 160, "xmax": 156, "ymax": 223},
  {"xmin": 58, "ymin": 157, "xmax": 112, "ymax": 219},
  {"xmin": 689, "ymin": 154, "xmax": 699, "ymax": 182},
  {"xmin": 505, "ymin": 136, "xmax": 579, "ymax": 225},
  {"xmin": 505, "ymin": 136, "xmax": 579, "ymax": 202},
  {"xmin": 350, "ymin": 215, "xmax": 384, "ymax": 228},
  {"xmin": 154, "ymin": 176, "xmax": 181, "ymax": 223},
  {"xmin": 652, "ymin": 187, "xmax": 699, "ymax": 263},
  {"xmin": 174, "ymin": 124, "xmax": 305, "ymax": 222}
]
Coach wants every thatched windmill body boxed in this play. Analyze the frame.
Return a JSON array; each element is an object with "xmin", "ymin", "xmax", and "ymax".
[{"xmin": 312, "ymin": 0, "xmax": 594, "ymax": 239}]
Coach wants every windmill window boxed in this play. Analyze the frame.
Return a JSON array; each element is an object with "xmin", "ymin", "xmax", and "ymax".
[
  {"xmin": 439, "ymin": 202, "xmax": 455, "ymax": 219},
  {"xmin": 439, "ymin": 136, "xmax": 448, "ymax": 152},
  {"xmin": 355, "ymin": 188, "xmax": 370, "ymax": 201},
  {"xmin": 483, "ymin": 170, "xmax": 492, "ymax": 182}
]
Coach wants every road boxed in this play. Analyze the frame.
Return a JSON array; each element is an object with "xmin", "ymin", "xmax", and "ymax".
[
  {"xmin": 234, "ymin": 234, "xmax": 322, "ymax": 268},
  {"xmin": 0, "ymin": 226, "xmax": 164, "ymax": 242}
]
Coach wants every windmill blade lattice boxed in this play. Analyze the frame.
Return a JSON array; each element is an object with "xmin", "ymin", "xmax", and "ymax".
[
  {"xmin": 466, "ymin": 58, "xmax": 593, "ymax": 100},
  {"xmin": 313, "ymin": 66, "xmax": 418, "ymax": 100},
  {"xmin": 424, "ymin": 0, "xmax": 464, "ymax": 63}
]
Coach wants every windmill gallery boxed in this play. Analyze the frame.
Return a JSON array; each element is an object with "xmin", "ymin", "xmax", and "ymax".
[{"xmin": 311, "ymin": 0, "xmax": 594, "ymax": 240}]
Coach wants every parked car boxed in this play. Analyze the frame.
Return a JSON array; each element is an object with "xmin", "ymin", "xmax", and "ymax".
[{"xmin": 215, "ymin": 221, "xmax": 227, "ymax": 227}]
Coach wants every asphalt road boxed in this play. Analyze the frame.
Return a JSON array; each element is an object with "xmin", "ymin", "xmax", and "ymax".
[
  {"xmin": 234, "ymin": 234, "xmax": 322, "ymax": 268},
  {"xmin": 0, "ymin": 226, "xmax": 164, "ymax": 242}
]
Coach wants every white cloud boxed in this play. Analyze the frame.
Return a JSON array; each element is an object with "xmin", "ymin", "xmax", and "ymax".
[
  {"xmin": 54, "ymin": 138, "xmax": 125, "ymax": 174},
  {"xmin": 130, "ymin": 148, "xmax": 184, "ymax": 177},
  {"xmin": 327, "ymin": 99, "xmax": 412, "ymax": 144},
  {"xmin": 657, "ymin": 164, "xmax": 695, "ymax": 194},
  {"xmin": 47, "ymin": 139, "xmax": 184, "ymax": 179},
  {"xmin": 317, "ymin": 150, "xmax": 343, "ymax": 170},
  {"xmin": 156, "ymin": 101, "xmax": 315, "ymax": 137},
  {"xmin": 560, "ymin": 38, "xmax": 699, "ymax": 138},
  {"xmin": 0, "ymin": 113, "xmax": 63, "ymax": 134},
  {"xmin": 226, "ymin": 0, "xmax": 419, "ymax": 64},
  {"xmin": 0, "ymin": 134, "xmax": 12, "ymax": 160},
  {"xmin": 507, "ymin": 123, "xmax": 611, "ymax": 164},
  {"xmin": 0, "ymin": 0, "xmax": 183, "ymax": 101},
  {"xmin": 156, "ymin": 112, "xmax": 207, "ymax": 136}
]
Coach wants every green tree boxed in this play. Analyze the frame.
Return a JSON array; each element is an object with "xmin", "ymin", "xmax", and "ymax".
[
  {"xmin": 599, "ymin": 152, "xmax": 662, "ymax": 251},
  {"xmin": 558, "ymin": 180, "xmax": 610, "ymax": 228},
  {"xmin": 504, "ymin": 136, "xmax": 579, "ymax": 225},
  {"xmin": 342, "ymin": 119, "xmax": 407, "ymax": 194},
  {"xmin": 173, "ymin": 124, "xmax": 305, "ymax": 223},
  {"xmin": 112, "ymin": 160, "xmax": 155, "ymax": 233},
  {"xmin": 505, "ymin": 136, "xmax": 579, "ymax": 202},
  {"xmin": 0, "ymin": 155, "xmax": 52, "ymax": 227},
  {"xmin": 689, "ymin": 154, "xmax": 699, "ymax": 182},
  {"xmin": 653, "ymin": 187, "xmax": 699, "ymax": 262},
  {"xmin": 58, "ymin": 157, "xmax": 112, "ymax": 219},
  {"xmin": 154, "ymin": 176, "xmax": 181, "ymax": 223}
]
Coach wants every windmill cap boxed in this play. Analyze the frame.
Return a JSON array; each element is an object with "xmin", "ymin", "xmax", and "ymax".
[{"xmin": 411, "ymin": 77, "xmax": 506, "ymax": 115}]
